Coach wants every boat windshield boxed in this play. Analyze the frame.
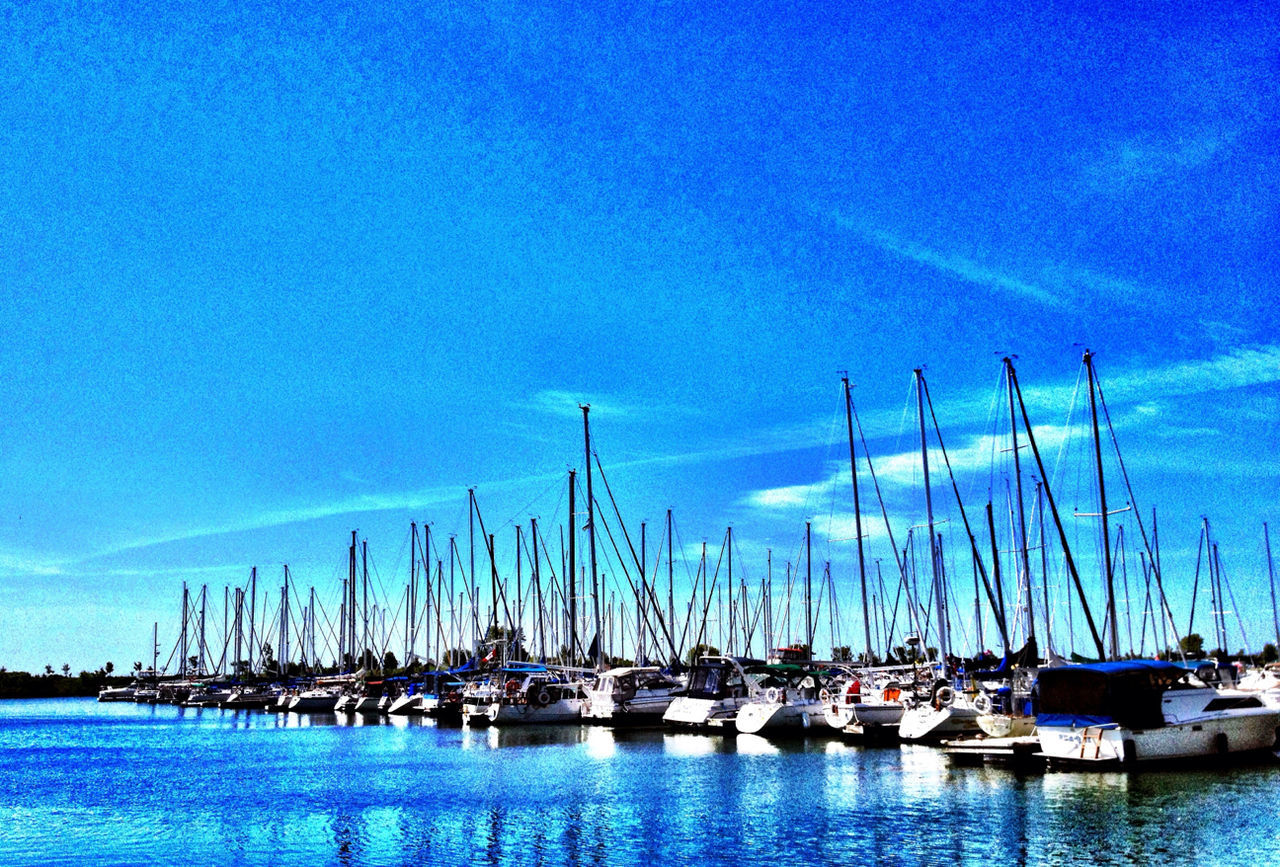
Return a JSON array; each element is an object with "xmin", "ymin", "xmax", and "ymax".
[{"xmin": 686, "ymin": 663, "xmax": 740, "ymax": 699}]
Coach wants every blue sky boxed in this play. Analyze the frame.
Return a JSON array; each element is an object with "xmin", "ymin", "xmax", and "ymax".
[{"xmin": 1, "ymin": 2, "xmax": 1277, "ymax": 673}]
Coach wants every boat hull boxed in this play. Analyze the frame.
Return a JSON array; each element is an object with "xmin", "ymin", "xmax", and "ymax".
[
  {"xmin": 1038, "ymin": 710, "xmax": 1280, "ymax": 765},
  {"xmin": 735, "ymin": 700, "xmax": 829, "ymax": 735}
]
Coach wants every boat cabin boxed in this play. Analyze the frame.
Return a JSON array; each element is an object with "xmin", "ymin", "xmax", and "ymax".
[{"xmin": 1035, "ymin": 660, "xmax": 1190, "ymax": 729}]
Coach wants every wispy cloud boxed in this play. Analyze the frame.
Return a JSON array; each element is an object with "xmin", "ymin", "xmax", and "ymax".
[
  {"xmin": 855, "ymin": 226, "xmax": 1064, "ymax": 308},
  {"xmin": 1084, "ymin": 129, "xmax": 1237, "ymax": 190},
  {"xmin": 833, "ymin": 216, "xmax": 1151, "ymax": 312},
  {"xmin": 519, "ymin": 389, "xmax": 701, "ymax": 422},
  {"xmin": 0, "ymin": 474, "xmax": 569, "ymax": 578}
]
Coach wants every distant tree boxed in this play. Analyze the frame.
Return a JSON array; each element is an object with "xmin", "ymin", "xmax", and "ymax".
[
  {"xmin": 61, "ymin": 663, "xmax": 70, "ymax": 677},
  {"xmin": 1180, "ymin": 633, "xmax": 1204, "ymax": 658},
  {"xmin": 382, "ymin": 651, "xmax": 399, "ymax": 671},
  {"xmin": 104, "ymin": 661, "xmax": 114, "ymax": 675},
  {"xmin": 44, "ymin": 664, "xmax": 54, "ymax": 677},
  {"xmin": 685, "ymin": 643, "xmax": 720, "ymax": 666},
  {"xmin": 832, "ymin": 646, "xmax": 853, "ymax": 662},
  {"xmin": 441, "ymin": 647, "xmax": 470, "ymax": 668},
  {"xmin": 1262, "ymin": 643, "xmax": 1278, "ymax": 664},
  {"xmin": 133, "ymin": 661, "xmax": 143, "ymax": 674}
]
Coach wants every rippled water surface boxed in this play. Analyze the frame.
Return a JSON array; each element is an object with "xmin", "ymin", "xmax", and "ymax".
[{"xmin": 2, "ymin": 698, "xmax": 1279, "ymax": 865}]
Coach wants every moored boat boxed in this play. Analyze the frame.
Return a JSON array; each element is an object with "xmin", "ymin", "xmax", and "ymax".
[
  {"xmin": 582, "ymin": 666, "xmax": 684, "ymax": 726},
  {"xmin": 1035, "ymin": 659, "xmax": 1280, "ymax": 765},
  {"xmin": 663, "ymin": 656, "xmax": 767, "ymax": 730}
]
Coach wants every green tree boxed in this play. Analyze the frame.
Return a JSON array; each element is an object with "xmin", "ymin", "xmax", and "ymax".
[
  {"xmin": 685, "ymin": 643, "xmax": 720, "ymax": 666},
  {"xmin": 1180, "ymin": 633, "xmax": 1204, "ymax": 658},
  {"xmin": 1262, "ymin": 643, "xmax": 1278, "ymax": 664},
  {"xmin": 104, "ymin": 661, "xmax": 114, "ymax": 675},
  {"xmin": 382, "ymin": 650, "xmax": 399, "ymax": 671}
]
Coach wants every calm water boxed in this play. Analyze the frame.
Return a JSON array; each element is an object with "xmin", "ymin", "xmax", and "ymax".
[{"xmin": 2, "ymin": 699, "xmax": 1279, "ymax": 866}]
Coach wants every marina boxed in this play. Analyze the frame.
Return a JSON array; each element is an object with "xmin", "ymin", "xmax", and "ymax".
[
  {"xmin": 4, "ymin": 5, "xmax": 1276, "ymax": 866},
  {"xmin": 4, "ymin": 697, "xmax": 1280, "ymax": 866}
]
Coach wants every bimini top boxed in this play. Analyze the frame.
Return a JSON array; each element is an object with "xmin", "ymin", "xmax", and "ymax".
[
  {"xmin": 1036, "ymin": 659, "xmax": 1191, "ymax": 729},
  {"xmin": 1056, "ymin": 659, "xmax": 1190, "ymax": 677}
]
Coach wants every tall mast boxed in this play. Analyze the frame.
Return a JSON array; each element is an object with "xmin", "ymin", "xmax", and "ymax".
[
  {"xmin": 515, "ymin": 525, "xmax": 524, "ymax": 657},
  {"xmin": 199, "ymin": 584, "xmax": 207, "ymax": 675},
  {"xmin": 279, "ymin": 570, "xmax": 288, "ymax": 675},
  {"xmin": 638, "ymin": 522, "xmax": 647, "ymax": 665},
  {"xmin": 533, "ymin": 517, "xmax": 545, "ymax": 661},
  {"xmin": 408, "ymin": 522, "xmax": 417, "ymax": 669},
  {"xmin": 180, "ymin": 582, "xmax": 189, "ymax": 677},
  {"xmin": 667, "ymin": 509, "xmax": 674, "ymax": 663},
  {"xmin": 1004, "ymin": 357, "xmax": 1036, "ymax": 646},
  {"xmin": 248, "ymin": 567, "xmax": 257, "ymax": 674},
  {"xmin": 843, "ymin": 375, "xmax": 873, "ymax": 662},
  {"xmin": 362, "ymin": 538, "xmax": 370, "ymax": 669},
  {"xmin": 568, "ymin": 469, "xmax": 577, "ymax": 662},
  {"xmin": 582, "ymin": 404, "xmax": 602, "ymax": 671},
  {"xmin": 1084, "ymin": 350, "xmax": 1119, "ymax": 660},
  {"xmin": 1038, "ymin": 481, "xmax": 1052, "ymax": 653},
  {"xmin": 805, "ymin": 520, "xmax": 813, "ymax": 656},
  {"xmin": 349, "ymin": 531, "xmax": 358, "ymax": 669},
  {"xmin": 1267, "ymin": 523, "xmax": 1278, "ymax": 650},
  {"xmin": 915, "ymin": 368, "xmax": 950, "ymax": 666},
  {"xmin": 727, "ymin": 526, "xmax": 734, "ymax": 654}
]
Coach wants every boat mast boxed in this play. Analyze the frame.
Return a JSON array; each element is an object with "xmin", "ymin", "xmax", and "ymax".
[
  {"xmin": 362, "ymin": 538, "xmax": 370, "ymax": 670},
  {"xmin": 533, "ymin": 517, "xmax": 545, "ymax": 661},
  {"xmin": 408, "ymin": 522, "xmax": 417, "ymax": 670},
  {"xmin": 180, "ymin": 582, "xmax": 189, "ymax": 677},
  {"xmin": 638, "ymin": 521, "xmax": 646, "ymax": 664},
  {"xmin": 248, "ymin": 567, "xmax": 257, "ymax": 675},
  {"xmin": 727, "ymin": 526, "xmax": 734, "ymax": 655},
  {"xmin": 843, "ymin": 375, "xmax": 872, "ymax": 663},
  {"xmin": 1084, "ymin": 350, "xmax": 1119, "ymax": 660},
  {"xmin": 1267, "ymin": 522, "xmax": 1278, "ymax": 650},
  {"xmin": 568, "ymin": 469, "xmax": 577, "ymax": 663},
  {"xmin": 805, "ymin": 520, "xmax": 813, "ymax": 657},
  {"xmin": 1004, "ymin": 357, "xmax": 1036, "ymax": 647},
  {"xmin": 667, "ymin": 509, "xmax": 674, "ymax": 663},
  {"xmin": 582, "ymin": 404, "xmax": 603, "ymax": 671},
  {"xmin": 915, "ymin": 368, "xmax": 950, "ymax": 668}
]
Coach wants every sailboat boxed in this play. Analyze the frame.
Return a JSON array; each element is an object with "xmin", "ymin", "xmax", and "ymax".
[{"xmin": 734, "ymin": 658, "xmax": 851, "ymax": 735}]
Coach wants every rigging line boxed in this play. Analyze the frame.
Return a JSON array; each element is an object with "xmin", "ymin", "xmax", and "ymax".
[
  {"xmin": 921, "ymin": 376, "xmax": 1011, "ymax": 652},
  {"xmin": 592, "ymin": 452, "xmax": 677, "ymax": 654},
  {"xmin": 1217, "ymin": 555, "xmax": 1252, "ymax": 656},
  {"xmin": 492, "ymin": 471, "xmax": 568, "ymax": 535},
  {"xmin": 978, "ymin": 362, "xmax": 1007, "ymax": 514},
  {"xmin": 1093, "ymin": 367, "xmax": 1184, "ymax": 652},
  {"xmin": 853, "ymin": 401, "xmax": 906, "ymax": 579},
  {"xmin": 689, "ymin": 529, "xmax": 730, "ymax": 656},
  {"xmin": 817, "ymin": 390, "xmax": 845, "ymax": 564},
  {"xmin": 1010, "ymin": 363, "xmax": 1106, "ymax": 659}
]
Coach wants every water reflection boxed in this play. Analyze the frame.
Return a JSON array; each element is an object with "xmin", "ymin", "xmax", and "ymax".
[{"xmin": 3, "ymin": 699, "xmax": 1280, "ymax": 867}]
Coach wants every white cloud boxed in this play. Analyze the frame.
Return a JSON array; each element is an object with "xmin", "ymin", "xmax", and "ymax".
[{"xmin": 856, "ymin": 226, "xmax": 1064, "ymax": 308}]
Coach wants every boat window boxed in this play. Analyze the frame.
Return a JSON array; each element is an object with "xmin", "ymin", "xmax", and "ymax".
[{"xmin": 1203, "ymin": 696, "xmax": 1264, "ymax": 711}]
